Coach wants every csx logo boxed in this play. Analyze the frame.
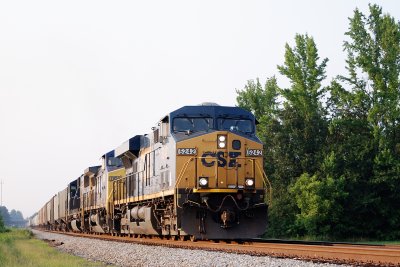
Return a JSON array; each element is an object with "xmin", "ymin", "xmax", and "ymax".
[{"xmin": 201, "ymin": 151, "xmax": 241, "ymax": 168}]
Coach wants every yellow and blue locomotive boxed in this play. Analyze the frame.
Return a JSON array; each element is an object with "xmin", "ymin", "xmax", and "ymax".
[{"xmin": 33, "ymin": 103, "xmax": 271, "ymax": 240}]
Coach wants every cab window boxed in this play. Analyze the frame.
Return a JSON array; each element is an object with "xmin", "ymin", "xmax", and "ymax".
[
  {"xmin": 173, "ymin": 117, "xmax": 213, "ymax": 133},
  {"xmin": 217, "ymin": 118, "xmax": 253, "ymax": 134}
]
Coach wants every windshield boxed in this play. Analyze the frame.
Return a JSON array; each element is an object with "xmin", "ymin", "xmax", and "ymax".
[
  {"xmin": 173, "ymin": 117, "xmax": 213, "ymax": 133},
  {"xmin": 217, "ymin": 118, "xmax": 254, "ymax": 134}
]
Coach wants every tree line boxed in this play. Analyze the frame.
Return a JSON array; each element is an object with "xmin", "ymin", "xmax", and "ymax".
[
  {"xmin": 236, "ymin": 4, "xmax": 400, "ymax": 240},
  {"xmin": 0, "ymin": 206, "xmax": 27, "ymax": 230}
]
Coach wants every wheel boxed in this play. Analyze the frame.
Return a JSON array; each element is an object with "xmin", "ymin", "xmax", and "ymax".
[
  {"xmin": 190, "ymin": 235, "xmax": 197, "ymax": 242},
  {"xmin": 179, "ymin": 235, "xmax": 186, "ymax": 241}
]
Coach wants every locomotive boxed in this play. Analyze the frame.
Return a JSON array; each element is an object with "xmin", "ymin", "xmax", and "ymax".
[{"xmin": 32, "ymin": 103, "xmax": 271, "ymax": 240}]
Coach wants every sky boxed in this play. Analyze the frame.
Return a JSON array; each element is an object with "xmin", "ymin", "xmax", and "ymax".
[{"xmin": 0, "ymin": 1, "xmax": 399, "ymax": 218}]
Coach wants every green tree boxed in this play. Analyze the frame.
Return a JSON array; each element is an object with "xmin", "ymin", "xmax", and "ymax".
[
  {"xmin": 325, "ymin": 80, "xmax": 376, "ymax": 238},
  {"xmin": 289, "ymin": 152, "xmax": 348, "ymax": 237},
  {"xmin": 236, "ymin": 4, "xmax": 400, "ymax": 240},
  {"xmin": 0, "ymin": 206, "xmax": 10, "ymax": 226},
  {"xmin": 334, "ymin": 4, "xmax": 400, "ymax": 239},
  {"xmin": 277, "ymin": 33, "xmax": 329, "ymax": 176},
  {"xmin": 9, "ymin": 209, "xmax": 24, "ymax": 221},
  {"xmin": 0, "ymin": 213, "xmax": 5, "ymax": 232},
  {"xmin": 236, "ymin": 78, "xmax": 276, "ymax": 122}
]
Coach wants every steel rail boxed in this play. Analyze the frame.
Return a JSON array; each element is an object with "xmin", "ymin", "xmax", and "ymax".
[{"xmin": 37, "ymin": 230, "xmax": 400, "ymax": 266}]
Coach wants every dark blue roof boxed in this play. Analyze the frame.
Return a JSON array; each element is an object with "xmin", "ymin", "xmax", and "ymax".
[
  {"xmin": 103, "ymin": 150, "xmax": 114, "ymax": 158},
  {"xmin": 170, "ymin": 105, "xmax": 255, "ymax": 120},
  {"xmin": 169, "ymin": 105, "xmax": 261, "ymax": 143}
]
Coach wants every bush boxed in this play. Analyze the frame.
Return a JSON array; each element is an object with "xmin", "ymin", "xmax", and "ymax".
[{"xmin": 0, "ymin": 213, "xmax": 7, "ymax": 233}]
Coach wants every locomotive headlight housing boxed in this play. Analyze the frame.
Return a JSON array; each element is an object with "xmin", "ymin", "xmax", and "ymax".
[
  {"xmin": 217, "ymin": 135, "xmax": 227, "ymax": 149},
  {"xmin": 199, "ymin": 177, "xmax": 209, "ymax": 188},
  {"xmin": 245, "ymin": 178, "xmax": 255, "ymax": 188}
]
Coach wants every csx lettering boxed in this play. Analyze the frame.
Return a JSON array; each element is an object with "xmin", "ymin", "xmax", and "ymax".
[
  {"xmin": 201, "ymin": 151, "xmax": 215, "ymax": 167},
  {"xmin": 228, "ymin": 152, "xmax": 241, "ymax": 167},
  {"xmin": 201, "ymin": 151, "xmax": 241, "ymax": 167}
]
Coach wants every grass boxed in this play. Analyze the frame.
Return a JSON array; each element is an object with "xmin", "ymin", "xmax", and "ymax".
[{"xmin": 0, "ymin": 228, "xmax": 110, "ymax": 267}]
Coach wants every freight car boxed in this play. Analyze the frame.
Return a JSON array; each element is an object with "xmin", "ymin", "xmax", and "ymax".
[{"xmin": 32, "ymin": 103, "xmax": 271, "ymax": 240}]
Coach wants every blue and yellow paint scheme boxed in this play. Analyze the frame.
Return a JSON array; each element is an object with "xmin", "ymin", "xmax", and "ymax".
[
  {"xmin": 33, "ymin": 104, "xmax": 271, "ymax": 240},
  {"xmin": 171, "ymin": 105, "xmax": 271, "ymax": 239}
]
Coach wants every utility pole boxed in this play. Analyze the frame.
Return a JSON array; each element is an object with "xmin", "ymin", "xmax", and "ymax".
[{"xmin": 0, "ymin": 180, "xmax": 3, "ymax": 206}]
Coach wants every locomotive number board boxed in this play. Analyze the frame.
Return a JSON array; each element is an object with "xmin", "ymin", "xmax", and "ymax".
[
  {"xmin": 177, "ymin": 148, "xmax": 197, "ymax": 156},
  {"xmin": 246, "ymin": 149, "xmax": 263, "ymax": 157}
]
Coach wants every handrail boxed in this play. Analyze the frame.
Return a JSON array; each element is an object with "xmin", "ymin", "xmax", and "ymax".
[
  {"xmin": 174, "ymin": 157, "xmax": 196, "ymax": 188},
  {"xmin": 174, "ymin": 157, "xmax": 197, "ymax": 208},
  {"xmin": 254, "ymin": 160, "xmax": 273, "ymax": 205},
  {"xmin": 112, "ymin": 171, "xmax": 149, "ymax": 204}
]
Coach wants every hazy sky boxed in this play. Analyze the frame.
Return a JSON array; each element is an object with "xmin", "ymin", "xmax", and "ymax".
[{"xmin": 1, "ymin": 1, "xmax": 399, "ymax": 218}]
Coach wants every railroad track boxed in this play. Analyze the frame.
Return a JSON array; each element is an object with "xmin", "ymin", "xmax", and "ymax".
[{"xmin": 41, "ymin": 230, "xmax": 400, "ymax": 266}]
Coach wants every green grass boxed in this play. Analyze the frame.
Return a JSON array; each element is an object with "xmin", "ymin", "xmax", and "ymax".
[{"xmin": 0, "ymin": 228, "xmax": 110, "ymax": 267}]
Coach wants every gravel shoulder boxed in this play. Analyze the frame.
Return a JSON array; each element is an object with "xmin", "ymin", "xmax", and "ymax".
[{"xmin": 32, "ymin": 230, "xmax": 346, "ymax": 267}]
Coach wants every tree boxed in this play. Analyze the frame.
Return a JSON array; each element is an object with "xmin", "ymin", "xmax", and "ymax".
[
  {"xmin": 0, "ymin": 206, "xmax": 10, "ymax": 225},
  {"xmin": 277, "ymin": 33, "xmax": 329, "ymax": 176},
  {"xmin": 0, "ymin": 213, "xmax": 5, "ymax": 233},
  {"xmin": 325, "ymin": 79, "xmax": 376, "ymax": 238},
  {"xmin": 236, "ymin": 4, "xmax": 400, "ymax": 240},
  {"xmin": 334, "ymin": 4, "xmax": 400, "ymax": 239},
  {"xmin": 9, "ymin": 209, "xmax": 24, "ymax": 222},
  {"xmin": 8, "ymin": 209, "xmax": 26, "ymax": 227}
]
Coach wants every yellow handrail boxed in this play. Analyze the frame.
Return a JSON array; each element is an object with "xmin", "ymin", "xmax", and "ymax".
[
  {"xmin": 174, "ymin": 157, "xmax": 195, "ymax": 188},
  {"xmin": 254, "ymin": 160, "xmax": 273, "ymax": 206},
  {"xmin": 174, "ymin": 157, "xmax": 195, "ymax": 208}
]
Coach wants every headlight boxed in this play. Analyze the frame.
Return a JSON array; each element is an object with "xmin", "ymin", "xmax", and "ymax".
[
  {"xmin": 245, "ymin": 178, "xmax": 255, "ymax": 187},
  {"xmin": 199, "ymin": 177, "xmax": 208, "ymax": 187},
  {"xmin": 217, "ymin": 135, "xmax": 227, "ymax": 149}
]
